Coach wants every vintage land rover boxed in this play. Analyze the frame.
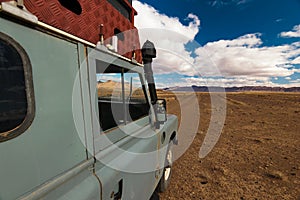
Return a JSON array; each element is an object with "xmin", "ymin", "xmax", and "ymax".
[{"xmin": 0, "ymin": 0, "xmax": 178, "ymax": 199}]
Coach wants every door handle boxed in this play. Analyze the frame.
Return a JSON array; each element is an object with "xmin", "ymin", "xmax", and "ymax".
[{"xmin": 113, "ymin": 179, "xmax": 123, "ymax": 200}]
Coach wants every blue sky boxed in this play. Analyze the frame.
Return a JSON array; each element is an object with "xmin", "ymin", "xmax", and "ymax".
[{"xmin": 132, "ymin": 0, "xmax": 300, "ymax": 88}]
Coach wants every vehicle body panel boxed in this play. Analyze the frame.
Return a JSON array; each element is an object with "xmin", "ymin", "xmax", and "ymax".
[
  {"xmin": 0, "ymin": 17, "xmax": 95, "ymax": 200},
  {"xmin": 0, "ymin": 4, "xmax": 178, "ymax": 199}
]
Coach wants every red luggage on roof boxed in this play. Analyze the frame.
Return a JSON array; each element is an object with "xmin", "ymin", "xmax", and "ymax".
[{"xmin": 0, "ymin": 0, "xmax": 142, "ymax": 62}]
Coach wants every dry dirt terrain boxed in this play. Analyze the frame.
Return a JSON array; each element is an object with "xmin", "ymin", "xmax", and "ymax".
[{"xmin": 158, "ymin": 92, "xmax": 300, "ymax": 200}]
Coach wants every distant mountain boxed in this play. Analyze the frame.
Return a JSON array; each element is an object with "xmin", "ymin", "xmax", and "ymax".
[{"xmin": 165, "ymin": 86, "xmax": 300, "ymax": 92}]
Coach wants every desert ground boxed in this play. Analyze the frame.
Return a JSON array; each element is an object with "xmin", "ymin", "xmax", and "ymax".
[{"xmin": 158, "ymin": 92, "xmax": 300, "ymax": 200}]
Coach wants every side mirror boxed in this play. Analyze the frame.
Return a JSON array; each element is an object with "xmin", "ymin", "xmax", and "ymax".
[{"xmin": 155, "ymin": 99, "xmax": 167, "ymax": 123}]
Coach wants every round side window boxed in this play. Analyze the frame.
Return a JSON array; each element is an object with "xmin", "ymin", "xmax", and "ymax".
[{"xmin": 0, "ymin": 32, "xmax": 35, "ymax": 142}]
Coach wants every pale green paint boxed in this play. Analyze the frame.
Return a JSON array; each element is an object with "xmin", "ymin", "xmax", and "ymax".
[
  {"xmin": 0, "ymin": 11, "xmax": 178, "ymax": 200},
  {"xmin": 0, "ymin": 18, "xmax": 87, "ymax": 199}
]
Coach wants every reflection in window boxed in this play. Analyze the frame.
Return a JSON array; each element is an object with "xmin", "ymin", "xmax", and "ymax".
[{"xmin": 97, "ymin": 68, "xmax": 149, "ymax": 131}]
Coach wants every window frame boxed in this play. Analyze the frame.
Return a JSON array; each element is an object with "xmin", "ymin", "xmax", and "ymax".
[
  {"xmin": 0, "ymin": 32, "xmax": 35, "ymax": 143},
  {"xmin": 97, "ymin": 66, "xmax": 150, "ymax": 132},
  {"xmin": 88, "ymin": 48, "xmax": 154, "ymax": 153}
]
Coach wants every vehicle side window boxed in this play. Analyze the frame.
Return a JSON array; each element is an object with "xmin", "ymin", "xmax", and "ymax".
[
  {"xmin": 97, "ymin": 67, "xmax": 149, "ymax": 131},
  {"xmin": 0, "ymin": 33, "xmax": 35, "ymax": 142}
]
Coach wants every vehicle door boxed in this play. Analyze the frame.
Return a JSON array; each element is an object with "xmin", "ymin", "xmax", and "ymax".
[{"xmin": 86, "ymin": 48, "xmax": 161, "ymax": 200}]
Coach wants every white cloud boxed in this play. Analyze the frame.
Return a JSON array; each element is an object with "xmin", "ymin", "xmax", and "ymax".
[
  {"xmin": 166, "ymin": 76, "xmax": 300, "ymax": 88},
  {"xmin": 291, "ymin": 56, "xmax": 300, "ymax": 64},
  {"xmin": 280, "ymin": 24, "xmax": 300, "ymax": 38},
  {"xmin": 236, "ymin": 0, "xmax": 251, "ymax": 5},
  {"xmin": 209, "ymin": 0, "xmax": 251, "ymax": 7},
  {"xmin": 133, "ymin": 0, "xmax": 200, "ymax": 76},
  {"xmin": 185, "ymin": 77, "xmax": 267, "ymax": 87},
  {"xmin": 290, "ymin": 79, "xmax": 300, "ymax": 84},
  {"xmin": 133, "ymin": 1, "xmax": 200, "ymax": 41},
  {"xmin": 194, "ymin": 34, "xmax": 300, "ymax": 78},
  {"xmin": 132, "ymin": 1, "xmax": 300, "ymax": 87}
]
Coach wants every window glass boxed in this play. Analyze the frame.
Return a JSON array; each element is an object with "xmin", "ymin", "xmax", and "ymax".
[
  {"xmin": 0, "ymin": 33, "xmax": 34, "ymax": 142},
  {"xmin": 97, "ymin": 68, "xmax": 149, "ymax": 131}
]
